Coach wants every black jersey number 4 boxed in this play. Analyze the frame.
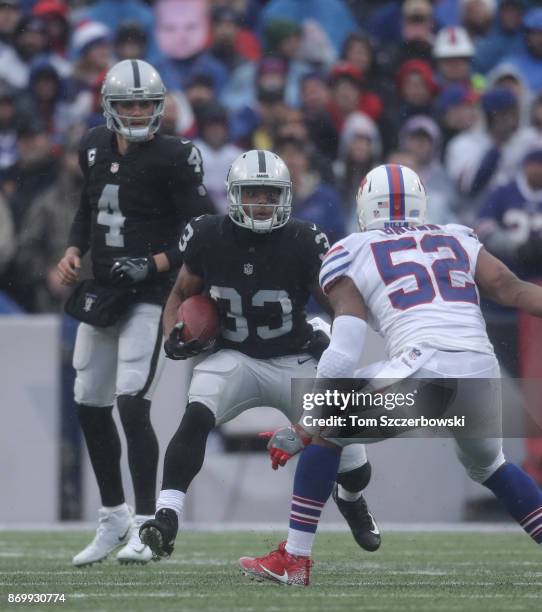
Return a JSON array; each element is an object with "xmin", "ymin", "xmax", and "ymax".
[
  {"xmin": 210, "ymin": 285, "xmax": 293, "ymax": 342},
  {"xmin": 97, "ymin": 184, "xmax": 126, "ymax": 247}
]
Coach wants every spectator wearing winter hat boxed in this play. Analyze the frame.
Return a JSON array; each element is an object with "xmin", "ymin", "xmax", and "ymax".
[
  {"xmin": 333, "ymin": 111, "xmax": 382, "ymax": 228},
  {"xmin": 65, "ymin": 22, "xmax": 112, "ymax": 127},
  {"xmin": 446, "ymin": 87, "xmax": 522, "ymax": 221},
  {"xmin": 485, "ymin": 61, "xmax": 531, "ymax": 125},
  {"xmin": 326, "ymin": 62, "xmax": 383, "ymax": 134},
  {"xmin": 18, "ymin": 59, "xmax": 74, "ymax": 144},
  {"xmin": 502, "ymin": 7, "xmax": 542, "ymax": 93},
  {"xmin": 80, "ymin": 0, "xmax": 157, "ymax": 62},
  {"xmin": 69, "ymin": 20, "xmax": 112, "ymax": 85},
  {"xmin": 437, "ymin": 83, "xmax": 481, "ymax": 150},
  {"xmin": 394, "ymin": 59, "xmax": 439, "ymax": 125},
  {"xmin": 472, "ymin": 0, "xmax": 525, "ymax": 74},
  {"xmin": 433, "ymin": 25, "xmax": 477, "ymax": 89},
  {"xmin": 114, "ymin": 21, "xmax": 148, "ymax": 62},
  {"xmin": 32, "ymin": 0, "xmax": 70, "ymax": 57},
  {"xmin": 399, "ymin": 115, "xmax": 459, "ymax": 225}
]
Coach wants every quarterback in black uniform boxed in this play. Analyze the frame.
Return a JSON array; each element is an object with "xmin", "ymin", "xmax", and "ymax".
[
  {"xmin": 57, "ymin": 59, "xmax": 214, "ymax": 566},
  {"xmin": 139, "ymin": 149, "xmax": 380, "ymax": 559}
]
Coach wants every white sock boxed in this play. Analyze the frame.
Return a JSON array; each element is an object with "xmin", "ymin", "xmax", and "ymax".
[
  {"xmin": 103, "ymin": 502, "xmax": 129, "ymax": 513},
  {"xmin": 285, "ymin": 528, "xmax": 314, "ymax": 557},
  {"xmin": 337, "ymin": 485, "xmax": 362, "ymax": 502},
  {"xmin": 156, "ymin": 489, "xmax": 185, "ymax": 521}
]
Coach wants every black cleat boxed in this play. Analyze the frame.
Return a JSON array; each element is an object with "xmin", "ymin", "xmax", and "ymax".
[
  {"xmin": 139, "ymin": 508, "xmax": 178, "ymax": 559},
  {"xmin": 332, "ymin": 484, "xmax": 381, "ymax": 552}
]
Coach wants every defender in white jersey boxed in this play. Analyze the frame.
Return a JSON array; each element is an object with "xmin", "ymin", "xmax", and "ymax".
[
  {"xmin": 240, "ymin": 164, "xmax": 542, "ymax": 586},
  {"xmin": 323, "ymin": 223, "xmax": 494, "ymax": 359}
]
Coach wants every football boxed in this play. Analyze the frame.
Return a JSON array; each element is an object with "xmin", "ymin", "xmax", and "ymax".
[{"xmin": 177, "ymin": 294, "xmax": 220, "ymax": 343}]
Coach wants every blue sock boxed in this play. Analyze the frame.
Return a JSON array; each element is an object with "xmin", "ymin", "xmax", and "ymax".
[
  {"xmin": 483, "ymin": 462, "xmax": 542, "ymax": 544},
  {"xmin": 286, "ymin": 444, "xmax": 341, "ymax": 557}
]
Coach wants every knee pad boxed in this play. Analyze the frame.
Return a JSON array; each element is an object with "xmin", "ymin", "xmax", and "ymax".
[
  {"xmin": 464, "ymin": 453, "xmax": 506, "ymax": 483},
  {"xmin": 338, "ymin": 443, "xmax": 368, "ymax": 473},
  {"xmin": 74, "ymin": 376, "xmax": 113, "ymax": 407},
  {"xmin": 456, "ymin": 439, "xmax": 506, "ymax": 483},
  {"xmin": 116, "ymin": 368, "xmax": 147, "ymax": 397},
  {"xmin": 336, "ymin": 462, "xmax": 372, "ymax": 492}
]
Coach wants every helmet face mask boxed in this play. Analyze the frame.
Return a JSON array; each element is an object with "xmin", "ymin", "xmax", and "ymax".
[
  {"xmin": 102, "ymin": 59, "xmax": 166, "ymax": 142},
  {"xmin": 227, "ymin": 150, "xmax": 292, "ymax": 233},
  {"xmin": 356, "ymin": 164, "xmax": 427, "ymax": 231}
]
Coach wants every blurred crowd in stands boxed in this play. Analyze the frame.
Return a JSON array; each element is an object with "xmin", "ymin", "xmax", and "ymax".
[{"xmin": 0, "ymin": 0, "xmax": 541, "ymax": 358}]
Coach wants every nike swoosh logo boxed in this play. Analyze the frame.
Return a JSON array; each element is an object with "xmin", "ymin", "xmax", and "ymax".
[
  {"xmin": 369, "ymin": 515, "xmax": 380, "ymax": 535},
  {"xmin": 118, "ymin": 528, "xmax": 130, "ymax": 542},
  {"xmin": 297, "ymin": 357, "xmax": 312, "ymax": 365},
  {"xmin": 261, "ymin": 565, "xmax": 289, "ymax": 584},
  {"xmin": 133, "ymin": 545, "xmax": 146, "ymax": 553}
]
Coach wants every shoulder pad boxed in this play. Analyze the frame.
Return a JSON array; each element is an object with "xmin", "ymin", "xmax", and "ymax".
[
  {"xmin": 319, "ymin": 239, "xmax": 355, "ymax": 294},
  {"xmin": 444, "ymin": 223, "xmax": 479, "ymax": 240}
]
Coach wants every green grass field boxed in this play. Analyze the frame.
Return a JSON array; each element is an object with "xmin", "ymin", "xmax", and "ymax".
[{"xmin": 0, "ymin": 530, "xmax": 541, "ymax": 612}]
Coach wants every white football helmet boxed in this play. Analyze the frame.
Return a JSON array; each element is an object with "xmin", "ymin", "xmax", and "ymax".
[
  {"xmin": 102, "ymin": 59, "xmax": 166, "ymax": 142},
  {"xmin": 356, "ymin": 164, "xmax": 427, "ymax": 231},
  {"xmin": 226, "ymin": 150, "xmax": 292, "ymax": 233}
]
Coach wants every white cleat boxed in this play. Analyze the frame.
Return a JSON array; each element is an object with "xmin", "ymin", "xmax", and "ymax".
[
  {"xmin": 116, "ymin": 515, "xmax": 153, "ymax": 565},
  {"xmin": 72, "ymin": 505, "xmax": 132, "ymax": 567}
]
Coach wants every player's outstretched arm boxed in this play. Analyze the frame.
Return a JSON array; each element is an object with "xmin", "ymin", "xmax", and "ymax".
[
  {"xmin": 476, "ymin": 247, "xmax": 542, "ymax": 317},
  {"xmin": 163, "ymin": 264, "xmax": 204, "ymax": 338},
  {"xmin": 264, "ymin": 277, "xmax": 369, "ymax": 469}
]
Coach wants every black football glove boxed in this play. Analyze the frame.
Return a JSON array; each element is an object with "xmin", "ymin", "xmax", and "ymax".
[
  {"xmin": 164, "ymin": 322, "xmax": 212, "ymax": 360},
  {"xmin": 110, "ymin": 256, "xmax": 157, "ymax": 287}
]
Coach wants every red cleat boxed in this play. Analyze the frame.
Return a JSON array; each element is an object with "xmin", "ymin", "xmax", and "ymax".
[{"xmin": 239, "ymin": 541, "xmax": 312, "ymax": 586}]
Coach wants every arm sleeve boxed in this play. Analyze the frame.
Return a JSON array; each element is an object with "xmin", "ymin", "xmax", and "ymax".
[{"xmin": 67, "ymin": 148, "xmax": 91, "ymax": 254}]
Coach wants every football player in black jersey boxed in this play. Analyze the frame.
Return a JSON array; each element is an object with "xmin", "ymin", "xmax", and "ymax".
[
  {"xmin": 139, "ymin": 149, "xmax": 380, "ymax": 559},
  {"xmin": 56, "ymin": 59, "xmax": 214, "ymax": 567}
]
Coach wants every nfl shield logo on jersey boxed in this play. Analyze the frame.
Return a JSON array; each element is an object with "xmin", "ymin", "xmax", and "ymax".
[
  {"xmin": 83, "ymin": 293, "xmax": 97, "ymax": 312},
  {"xmin": 110, "ymin": 162, "xmax": 120, "ymax": 174},
  {"xmin": 243, "ymin": 263, "xmax": 253, "ymax": 275}
]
